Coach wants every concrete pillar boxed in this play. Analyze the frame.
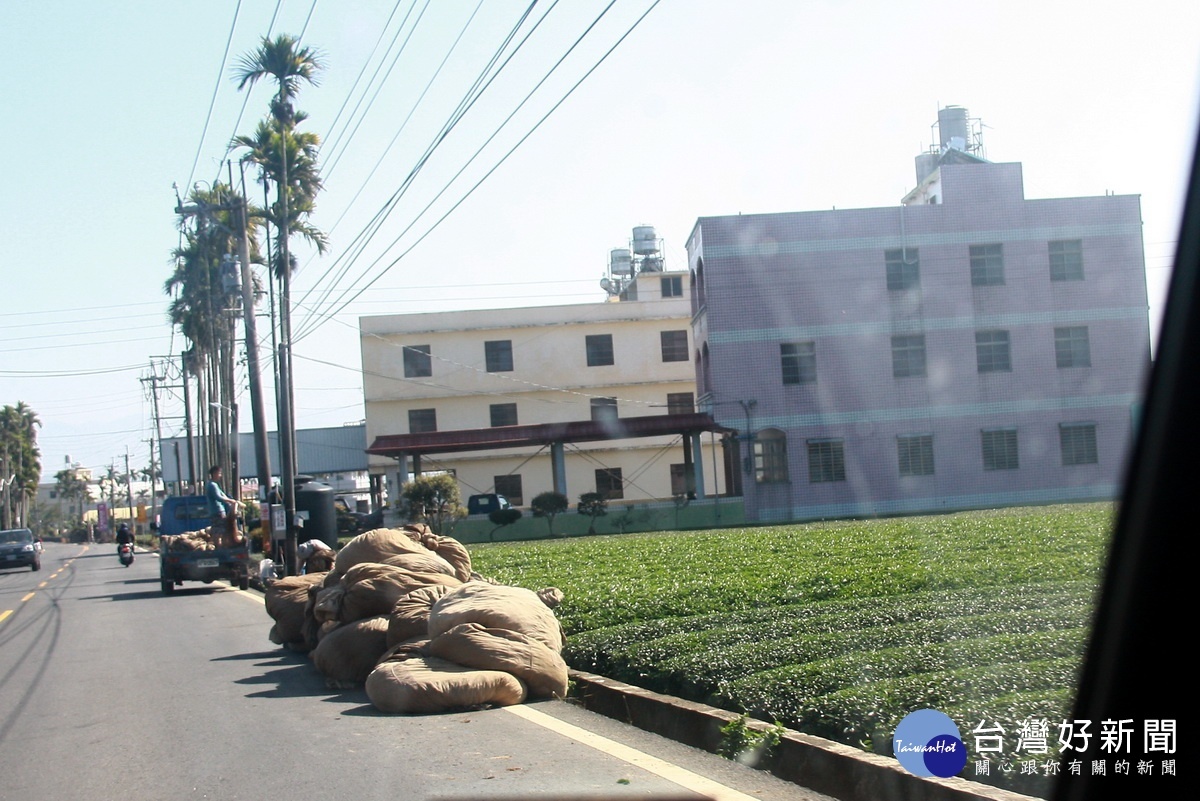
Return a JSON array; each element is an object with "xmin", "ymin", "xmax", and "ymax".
[
  {"xmin": 691, "ymin": 431, "xmax": 707, "ymax": 499},
  {"xmin": 551, "ymin": 442, "xmax": 567, "ymax": 495}
]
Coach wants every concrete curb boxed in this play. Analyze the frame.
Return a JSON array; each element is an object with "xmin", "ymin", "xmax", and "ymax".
[{"xmin": 568, "ymin": 671, "xmax": 1036, "ymax": 801}]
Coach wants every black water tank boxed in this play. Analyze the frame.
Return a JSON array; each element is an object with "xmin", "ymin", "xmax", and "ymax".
[{"xmin": 295, "ymin": 476, "xmax": 336, "ymax": 543}]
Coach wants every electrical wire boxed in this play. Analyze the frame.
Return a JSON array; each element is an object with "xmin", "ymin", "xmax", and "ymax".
[{"xmin": 186, "ymin": 0, "xmax": 243, "ymax": 192}]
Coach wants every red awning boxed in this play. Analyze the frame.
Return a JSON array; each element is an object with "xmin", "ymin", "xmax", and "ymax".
[{"xmin": 366, "ymin": 412, "xmax": 732, "ymax": 457}]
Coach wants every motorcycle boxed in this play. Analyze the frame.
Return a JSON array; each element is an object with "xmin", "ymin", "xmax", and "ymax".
[{"xmin": 118, "ymin": 541, "xmax": 134, "ymax": 567}]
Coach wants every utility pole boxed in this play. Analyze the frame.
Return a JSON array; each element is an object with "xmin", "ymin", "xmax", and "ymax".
[
  {"xmin": 124, "ymin": 449, "xmax": 135, "ymax": 530},
  {"xmin": 233, "ymin": 181, "xmax": 273, "ymax": 513}
]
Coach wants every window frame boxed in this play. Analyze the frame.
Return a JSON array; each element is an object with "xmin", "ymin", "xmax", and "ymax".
[
  {"xmin": 595, "ymin": 467, "xmax": 624, "ymax": 500},
  {"xmin": 1049, "ymin": 239, "xmax": 1084, "ymax": 281},
  {"xmin": 484, "ymin": 339, "xmax": 514, "ymax": 372},
  {"xmin": 585, "ymin": 333, "xmax": 615, "ymax": 367},
  {"xmin": 489, "ymin": 402, "xmax": 518, "ymax": 428},
  {"xmin": 885, "ymin": 247, "xmax": 920, "ymax": 290},
  {"xmin": 969, "ymin": 243, "xmax": 1005, "ymax": 286},
  {"xmin": 407, "ymin": 408, "xmax": 437, "ymax": 434},
  {"xmin": 981, "ymin": 427, "xmax": 1019, "ymax": 471},
  {"xmin": 402, "ymin": 344, "xmax": 432, "ymax": 378},
  {"xmin": 661, "ymin": 275, "xmax": 683, "ymax": 298},
  {"xmin": 493, "ymin": 474, "xmax": 523, "ymax": 506},
  {"xmin": 975, "ymin": 329, "xmax": 1012, "ymax": 373},
  {"xmin": 1054, "ymin": 326, "xmax": 1092, "ymax": 368},
  {"xmin": 781, "ymin": 341, "xmax": 817, "ymax": 385},
  {"xmin": 897, "ymin": 433, "xmax": 935, "ymax": 476},
  {"xmin": 666, "ymin": 392, "xmax": 694, "ymax": 415},
  {"xmin": 1060, "ymin": 422, "xmax": 1099, "ymax": 466},
  {"xmin": 891, "ymin": 333, "xmax": 927, "ymax": 378},
  {"xmin": 660, "ymin": 330, "xmax": 690, "ymax": 362},
  {"xmin": 754, "ymin": 428, "xmax": 789, "ymax": 484},
  {"xmin": 807, "ymin": 438, "xmax": 846, "ymax": 483},
  {"xmin": 590, "ymin": 397, "xmax": 618, "ymax": 423}
]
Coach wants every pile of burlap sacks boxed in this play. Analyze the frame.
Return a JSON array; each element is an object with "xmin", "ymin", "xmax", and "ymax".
[
  {"xmin": 263, "ymin": 525, "xmax": 568, "ymax": 714},
  {"xmin": 162, "ymin": 531, "xmax": 218, "ymax": 552}
]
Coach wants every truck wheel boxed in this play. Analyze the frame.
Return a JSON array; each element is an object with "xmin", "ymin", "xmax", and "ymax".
[
  {"xmin": 161, "ymin": 579, "xmax": 175, "ymax": 595},
  {"xmin": 238, "ymin": 573, "xmax": 250, "ymax": 591}
]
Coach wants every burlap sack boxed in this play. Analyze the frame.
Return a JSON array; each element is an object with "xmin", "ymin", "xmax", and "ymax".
[
  {"xmin": 365, "ymin": 654, "xmax": 527, "ymax": 714},
  {"xmin": 312, "ymin": 584, "xmax": 346, "ymax": 624},
  {"xmin": 387, "ymin": 584, "xmax": 456, "ymax": 647},
  {"xmin": 429, "ymin": 582, "xmax": 564, "ymax": 652},
  {"xmin": 333, "ymin": 528, "xmax": 428, "ymax": 578},
  {"xmin": 339, "ymin": 563, "xmax": 463, "ymax": 624},
  {"xmin": 380, "ymin": 550, "xmax": 457, "ymax": 577},
  {"xmin": 426, "ymin": 622, "xmax": 569, "ymax": 699},
  {"xmin": 419, "ymin": 535, "xmax": 473, "ymax": 582},
  {"xmin": 309, "ymin": 616, "xmax": 390, "ymax": 685},
  {"xmin": 304, "ymin": 548, "xmax": 336, "ymax": 574},
  {"xmin": 265, "ymin": 572, "xmax": 326, "ymax": 650}
]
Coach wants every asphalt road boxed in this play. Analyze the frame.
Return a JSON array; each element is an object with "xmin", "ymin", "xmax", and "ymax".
[{"xmin": 0, "ymin": 542, "xmax": 834, "ymax": 801}]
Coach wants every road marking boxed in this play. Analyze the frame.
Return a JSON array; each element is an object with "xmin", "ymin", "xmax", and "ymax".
[
  {"xmin": 21, "ymin": 592, "xmax": 35, "ymax": 603},
  {"xmin": 503, "ymin": 703, "xmax": 761, "ymax": 801},
  {"xmin": 38, "ymin": 582, "xmax": 47, "ymax": 588},
  {"xmin": 0, "ymin": 610, "xmax": 11, "ymax": 624}
]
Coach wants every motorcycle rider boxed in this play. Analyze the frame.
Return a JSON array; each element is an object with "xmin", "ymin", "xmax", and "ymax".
[{"xmin": 116, "ymin": 522, "xmax": 134, "ymax": 550}]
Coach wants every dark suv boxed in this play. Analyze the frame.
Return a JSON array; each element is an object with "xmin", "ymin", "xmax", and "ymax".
[{"xmin": 0, "ymin": 528, "xmax": 41, "ymax": 572}]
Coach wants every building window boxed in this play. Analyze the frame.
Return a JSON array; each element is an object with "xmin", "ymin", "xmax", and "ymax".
[
  {"xmin": 661, "ymin": 275, "xmax": 683, "ymax": 298},
  {"xmin": 781, "ymin": 341, "xmax": 816, "ymax": 385},
  {"xmin": 661, "ymin": 330, "xmax": 689, "ymax": 362},
  {"xmin": 885, "ymin": 248, "xmax": 920, "ymax": 290},
  {"xmin": 667, "ymin": 392, "xmax": 694, "ymax": 415},
  {"xmin": 975, "ymin": 330, "xmax": 1012, "ymax": 373},
  {"xmin": 590, "ymin": 397, "xmax": 618, "ymax": 423},
  {"xmin": 1050, "ymin": 239, "xmax": 1084, "ymax": 281},
  {"xmin": 493, "ymin": 474, "xmax": 523, "ymax": 506},
  {"xmin": 489, "ymin": 403, "xmax": 518, "ymax": 427},
  {"xmin": 408, "ymin": 408, "xmax": 437, "ymax": 434},
  {"xmin": 807, "ymin": 438, "xmax": 846, "ymax": 483},
  {"xmin": 484, "ymin": 340, "xmax": 513, "ymax": 372},
  {"xmin": 1060, "ymin": 422, "xmax": 1099, "ymax": 466},
  {"xmin": 891, "ymin": 334, "xmax": 927, "ymax": 378},
  {"xmin": 970, "ymin": 243, "xmax": 1005, "ymax": 286},
  {"xmin": 595, "ymin": 467, "xmax": 624, "ymax": 499},
  {"xmin": 1055, "ymin": 326, "xmax": 1092, "ymax": 368},
  {"xmin": 403, "ymin": 344, "xmax": 432, "ymax": 378},
  {"xmin": 981, "ymin": 428, "xmax": 1019, "ymax": 470},
  {"xmin": 670, "ymin": 463, "xmax": 687, "ymax": 496},
  {"xmin": 897, "ymin": 434, "xmax": 935, "ymax": 476},
  {"xmin": 754, "ymin": 428, "xmax": 789, "ymax": 483},
  {"xmin": 586, "ymin": 334, "xmax": 614, "ymax": 366}
]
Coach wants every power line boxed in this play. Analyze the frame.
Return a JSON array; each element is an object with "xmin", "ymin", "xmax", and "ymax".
[{"xmin": 186, "ymin": 0, "xmax": 244, "ymax": 192}]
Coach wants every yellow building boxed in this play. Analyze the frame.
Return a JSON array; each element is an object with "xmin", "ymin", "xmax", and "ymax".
[{"xmin": 360, "ymin": 270, "xmax": 728, "ymax": 511}]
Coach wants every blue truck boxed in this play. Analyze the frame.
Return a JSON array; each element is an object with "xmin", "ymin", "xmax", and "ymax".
[{"xmin": 155, "ymin": 495, "xmax": 251, "ymax": 594}]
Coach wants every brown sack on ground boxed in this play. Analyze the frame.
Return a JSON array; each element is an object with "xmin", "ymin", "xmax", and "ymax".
[
  {"xmin": 428, "ymin": 582, "xmax": 564, "ymax": 652},
  {"xmin": 426, "ymin": 622, "xmax": 569, "ymax": 699},
  {"xmin": 312, "ymin": 585, "xmax": 346, "ymax": 624},
  {"xmin": 339, "ymin": 562, "xmax": 462, "ymax": 624},
  {"xmin": 332, "ymin": 528, "xmax": 428, "ymax": 578},
  {"xmin": 365, "ymin": 654, "xmax": 527, "ymax": 714},
  {"xmin": 379, "ymin": 550, "xmax": 457, "ymax": 577},
  {"xmin": 309, "ymin": 616, "xmax": 390, "ymax": 686},
  {"xmin": 387, "ymin": 584, "xmax": 456, "ymax": 647},
  {"xmin": 419, "ymin": 535, "xmax": 473, "ymax": 582},
  {"xmin": 265, "ymin": 572, "xmax": 327, "ymax": 650}
]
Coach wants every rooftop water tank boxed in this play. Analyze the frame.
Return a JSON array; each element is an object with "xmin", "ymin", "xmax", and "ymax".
[
  {"xmin": 632, "ymin": 226, "xmax": 658, "ymax": 255},
  {"xmin": 938, "ymin": 106, "xmax": 970, "ymax": 152},
  {"xmin": 609, "ymin": 248, "xmax": 632, "ymax": 275}
]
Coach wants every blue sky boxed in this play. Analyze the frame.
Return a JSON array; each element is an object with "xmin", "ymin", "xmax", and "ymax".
[{"xmin": 3, "ymin": 0, "xmax": 1198, "ymax": 481}]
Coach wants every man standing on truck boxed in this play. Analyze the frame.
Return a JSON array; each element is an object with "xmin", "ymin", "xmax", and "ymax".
[{"xmin": 205, "ymin": 465, "xmax": 242, "ymax": 547}]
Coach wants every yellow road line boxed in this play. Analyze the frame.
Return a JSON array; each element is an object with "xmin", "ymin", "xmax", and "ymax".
[
  {"xmin": 21, "ymin": 592, "xmax": 35, "ymax": 603},
  {"xmin": 38, "ymin": 582, "xmax": 47, "ymax": 588},
  {"xmin": 503, "ymin": 703, "xmax": 761, "ymax": 801},
  {"xmin": 0, "ymin": 610, "xmax": 11, "ymax": 624}
]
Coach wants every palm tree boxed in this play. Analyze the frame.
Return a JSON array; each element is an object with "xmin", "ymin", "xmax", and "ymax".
[
  {"xmin": 1, "ymin": 403, "xmax": 41, "ymax": 528},
  {"xmin": 233, "ymin": 34, "xmax": 325, "ymax": 575},
  {"xmin": 54, "ymin": 468, "xmax": 93, "ymax": 526}
]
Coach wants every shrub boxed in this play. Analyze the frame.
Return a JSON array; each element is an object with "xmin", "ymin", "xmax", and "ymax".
[{"xmin": 530, "ymin": 491, "xmax": 569, "ymax": 537}]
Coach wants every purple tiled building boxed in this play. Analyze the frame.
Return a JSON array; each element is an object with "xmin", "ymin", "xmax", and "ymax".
[{"xmin": 688, "ymin": 131, "xmax": 1150, "ymax": 522}]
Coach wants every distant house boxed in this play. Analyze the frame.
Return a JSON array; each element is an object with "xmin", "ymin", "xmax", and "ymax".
[
  {"xmin": 361, "ymin": 269, "xmax": 728, "ymax": 508},
  {"xmin": 688, "ymin": 110, "xmax": 1150, "ymax": 522}
]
